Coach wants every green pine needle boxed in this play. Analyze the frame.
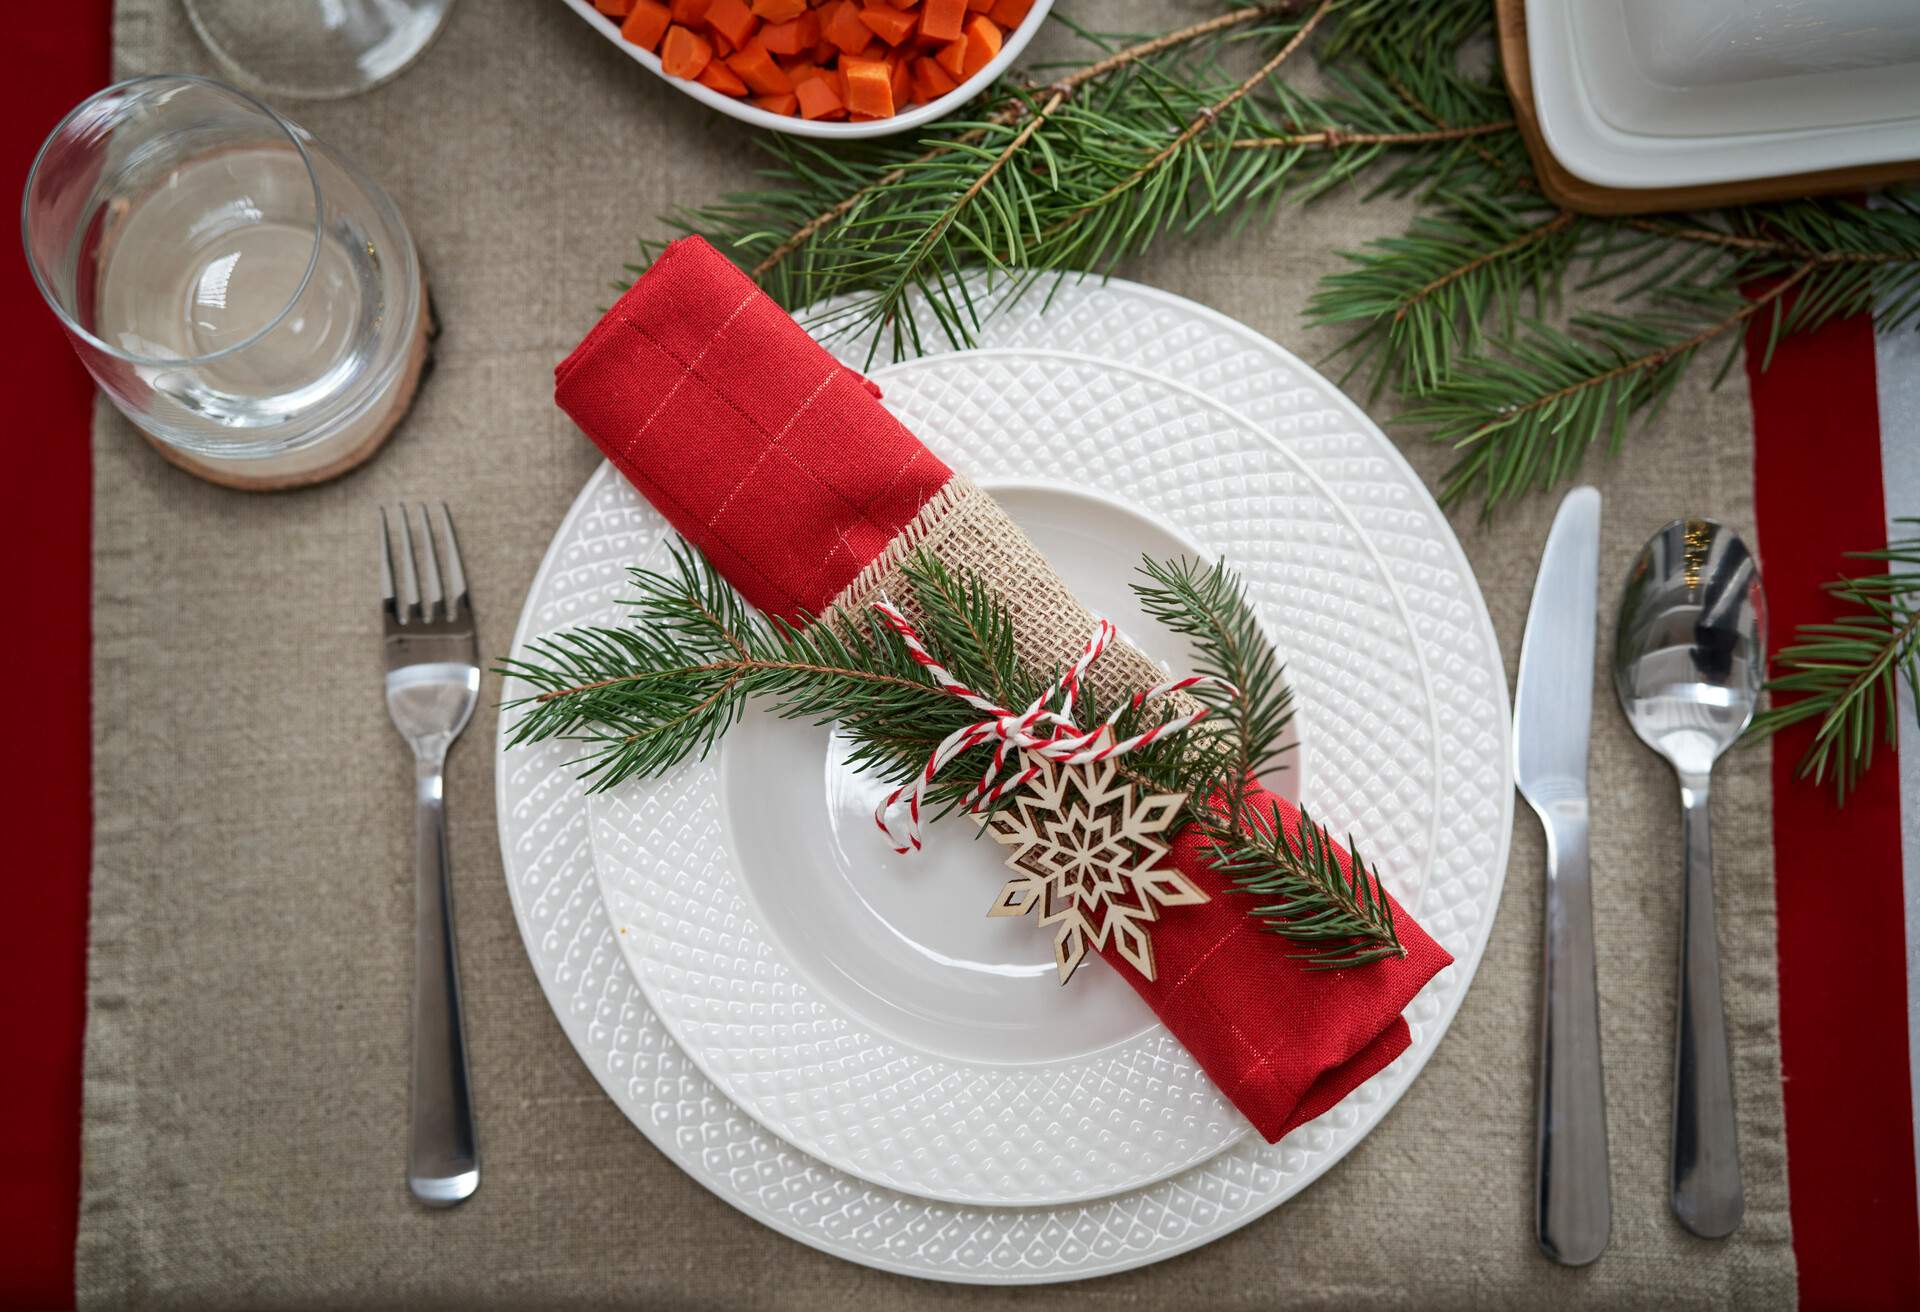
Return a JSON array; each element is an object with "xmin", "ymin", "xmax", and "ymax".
[
  {"xmin": 1204, "ymin": 800, "xmax": 1405, "ymax": 969},
  {"xmin": 1746, "ymin": 523, "xmax": 1920, "ymax": 803}
]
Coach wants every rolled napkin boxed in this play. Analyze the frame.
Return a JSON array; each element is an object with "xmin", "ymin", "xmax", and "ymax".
[{"xmin": 556, "ymin": 235, "xmax": 1453, "ymax": 1142}]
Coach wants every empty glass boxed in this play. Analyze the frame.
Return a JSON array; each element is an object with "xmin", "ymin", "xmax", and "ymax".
[
  {"xmin": 186, "ymin": 0, "xmax": 456, "ymax": 101},
  {"xmin": 23, "ymin": 75, "xmax": 427, "ymax": 486}
]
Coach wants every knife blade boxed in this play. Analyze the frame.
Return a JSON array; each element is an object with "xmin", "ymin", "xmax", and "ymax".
[{"xmin": 1514, "ymin": 484, "xmax": 1611, "ymax": 1267}]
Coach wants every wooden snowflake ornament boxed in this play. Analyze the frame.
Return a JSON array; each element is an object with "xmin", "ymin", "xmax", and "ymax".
[{"xmin": 980, "ymin": 729, "xmax": 1209, "ymax": 984}]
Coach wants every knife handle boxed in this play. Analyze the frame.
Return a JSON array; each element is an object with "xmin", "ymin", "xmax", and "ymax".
[{"xmin": 1534, "ymin": 798, "xmax": 1611, "ymax": 1266}]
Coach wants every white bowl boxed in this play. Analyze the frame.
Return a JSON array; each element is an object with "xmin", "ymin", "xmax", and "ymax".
[{"xmin": 561, "ymin": 0, "xmax": 1055, "ymax": 139}]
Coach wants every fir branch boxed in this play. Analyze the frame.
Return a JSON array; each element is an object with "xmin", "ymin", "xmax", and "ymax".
[
  {"xmin": 1309, "ymin": 198, "xmax": 1581, "ymax": 396},
  {"xmin": 1410, "ymin": 264, "xmax": 1813, "ymax": 510},
  {"xmin": 1204, "ymin": 801, "xmax": 1404, "ymax": 969},
  {"xmin": 1747, "ymin": 524, "xmax": 1920, "ymax": 803},
  {"xmin": 1130, "ymin": 555, "xmax": 1294, "ymax": 832}
]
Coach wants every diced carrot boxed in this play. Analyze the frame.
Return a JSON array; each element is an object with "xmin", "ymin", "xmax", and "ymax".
[
  {"xmin": 795, "ymin": 75, "xmax": 845, "ymax": 119},
  {"xmin": 919, "ymin": 0, "xmax": 965, "ymax": 41},
  {"xmin": 814, "ymin": 37, "xmax": 839, "ymax": 62},
  {"xmin": 886, "ymin": 0, "xmax": 919, "ymax": 7},
  {"xmin": 750, "ymin": 0, "xmax": 807, "ymax": 17},
  {"xmin": 987, "ymin": 0, "xmax": 1029, "ymax": 25},
  {"xmin": 727, "ymin": 41, "xmax": 794, "ymax": 93},
  {"xmin": 959, "ymin": 13, "xmax": 999, "ymax": 77},
  {"xmin": 754, "ymin": 91, "xmax": 801, "ymax": 114},
  {"xmin": 705, "ymin": 0, "xmax": 759, "ymax": 48},
  {"xmin": 698, "ymin": 61, "xmax": 750, "ymax": 94},
  {"xmin": 760, "ymin": 12, "xmax": 817, "ymax": 54},
  {"xmin": 888, "ymin": 50, "xmax": 914, "ymax": 105},
  {"xmin": 858, "ymin": 4, "xmax": 916, "ymax": 44},
  {"xmin": 596, "ymin": 0, "xmax": 634, "ymax": 16},
  {"xmin": 620, "ymin": 0, "xmax": 671, "ymax": 49},
  {"xmin": 933, "ymin": 36, "xmax": 967, "ymax": 78},
  {"xmin": 841, "ymin": 56, "xmax": 894, "ymax": 116},
  {"xmin": 912, "ymin": 54, "xmax": 957, "ymax": 98},
  {"xmin": 967, "ymin": 0, "xmax": 992, "ymax": 10},
  {"xmin": 712, "ymin": 26, "xmax": 737, "ymax": 55},
  {"xmin": 821, "ymin": 0, "xmax": 871, "ymax": 53},
  {"xmin": 660, "ymin": 23, "xmax": 715, "ymax": 77},
  {"xmin": 669, "ymin": 0, "xmax": 711, "ymax": 22}
]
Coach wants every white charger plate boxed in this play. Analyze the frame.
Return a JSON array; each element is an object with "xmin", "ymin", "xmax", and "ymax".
[{"xmin": 497, "ymin": 277, "xmax": 1512, "ymax": 1281}]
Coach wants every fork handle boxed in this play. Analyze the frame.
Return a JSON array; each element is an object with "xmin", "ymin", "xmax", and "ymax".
[
  {"xmin": 409, "ymin": 753, "xmax": 480, "ymax": 1206},
  {"xmin": 1672, "ymin": 770, "xmax": 1742, "ymax": 1237}
]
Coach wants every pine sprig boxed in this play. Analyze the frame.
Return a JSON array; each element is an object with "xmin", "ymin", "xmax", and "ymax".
[
  {"xmin": 1130, "ymin": 555, "xmax": 1295, "ymax": 831},
  {"xmin": 1205, "ymin": 800, "xmax": 1405, "ymax": 969},
  {"xmin": 1746, "ymin": 524, "xmax": 1920, "ymax": 802},
  {"xmin": 501, "ymin": 541, "xmax": 1406, "ymax": 963}
]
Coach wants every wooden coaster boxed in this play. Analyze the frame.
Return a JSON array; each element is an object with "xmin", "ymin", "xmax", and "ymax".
[
  {"xmin": 143, "ymin": 270, "xmax": 437, "ymax": 492},
  {"xmin": 1495, "ymin": 0, "xmax": 1920, "ymax": 217}
]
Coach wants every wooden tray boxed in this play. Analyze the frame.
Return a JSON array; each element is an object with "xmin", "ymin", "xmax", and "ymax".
[{"xmin": 1495, "ymin": 0, "xmax": 1920, "ymax": 216}]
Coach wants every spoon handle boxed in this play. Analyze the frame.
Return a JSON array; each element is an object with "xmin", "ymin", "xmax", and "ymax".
[{"xmin": 1672, "ymin": 770, "xmax": 1743, "ymax": 1237}]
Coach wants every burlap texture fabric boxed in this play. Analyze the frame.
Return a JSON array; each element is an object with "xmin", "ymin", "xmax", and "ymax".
[
  {"xmin": 828, "ymin": 474, "xmax": 1178, "ymax": 708},
  {"xmin": 82, "ymin": 1, "xmax": 1796, "ymax": 1306}
]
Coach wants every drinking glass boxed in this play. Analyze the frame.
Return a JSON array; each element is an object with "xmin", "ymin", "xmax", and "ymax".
[
  {"xmin": 186, "ymin": 0, "xmax": 456, "ymax": 101},
  {"xmin": 23, "ymin": 75, "xmax": 428, "ymax": 488}
]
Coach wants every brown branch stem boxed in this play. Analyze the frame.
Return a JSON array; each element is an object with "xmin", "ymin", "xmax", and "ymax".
[
  {"xmin": 1222, "ymin": 120, "xmax": 1514, "ymax": 151},
  {"xmin": 1394, "ymin": 210, "xmax": 1574, "ymax": 322},
  {"xmin": 1462, "ymin": 262, "xmax": 1816, "ymax": 440}
]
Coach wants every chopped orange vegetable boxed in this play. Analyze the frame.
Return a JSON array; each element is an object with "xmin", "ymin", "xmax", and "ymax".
[
  {"xmin": 912, "ymin": 54, "xmax": 957, "ymax": 99},
  {"xmin": 620, "ymin": 0, "xmax": 671, "ymax": 50},
  {"xmin": 933, "ymin": 36, "xmax": 966, "ymax": 78},
  {"xmin": 888, "ymin": 50, "xmax": 913, "ymax": 105},
  {"xmin": 750, "ymin": 0, "xmax": 807, "ymax": 17},
  {"xmin": 660, "ymin": 23, "xmax": 715, "ymax": 77},
  {"xmin": 669, "ymin": 0, "xmax": 711, "ymax": 23},
  {"xmin": 842, "ymin": 56, "xmax": 894, "ymax": 116},
  {"xmin": 858, "ymin": 4, "xmax": 916, "ymax": 44},
  {"xmin": 727, "ymin": 41, "xmax": 793, "ymax": 93},
  {"xmin": 698, "ymin": 61, "xmax": 749, "ymax": 94},
  {"xmin": 754, "ymin": 91, "xmax": 801, "ymax": 115},
  {"xmin": 821, "ymin": 0, "xmax": 872, "ymax": 53},
  {"xmin": 959, "ymin": 13, "xmax": 999, "ymax": 77},
  {"xmin": 795, "ymin": 75, "xmax": 845, "ymax": 119},
  {"xmin": 705, "ymin": 0, "xmax": 758, "ymax": 48},
  {"xmin": 919, "ymin": 0, "xmax": 965, "ymax": 41},
  {"xmin": 760, "ymin": 12, "xmax": 818, "ymax": 54},
  {"xmin": 786, "ymin": 60, "xmax": 826, "ymax": 84},
  {"xmin": 987, "ymin": 0, "xmax": 1029, "ymax": 25},
  {"xmin": 967, "ymin": 0, "xmax": 992, "ymax": 10},
  {"xmin": 596, "ymin": 0, "xmax": 634, "ymax": 16}
]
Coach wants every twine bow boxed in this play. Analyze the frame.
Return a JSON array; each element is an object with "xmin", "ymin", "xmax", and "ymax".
[{"xmin": 870, "ymin": 599, "xmax": 1236, "ymax": 853}]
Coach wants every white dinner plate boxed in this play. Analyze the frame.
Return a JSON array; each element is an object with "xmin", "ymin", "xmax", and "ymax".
[{"xmin": 497, "ymin": 277, "xmax": 1512, "ymax": 1281}]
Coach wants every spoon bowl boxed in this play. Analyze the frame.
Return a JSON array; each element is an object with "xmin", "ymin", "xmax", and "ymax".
[
  {"xmin": 1613, "ymin": 516, "xmax": 1765, "ymax": 1241},
  {"xmin": 1614, "ymin": 519, "xmax": 1766, "ymax": 771}
]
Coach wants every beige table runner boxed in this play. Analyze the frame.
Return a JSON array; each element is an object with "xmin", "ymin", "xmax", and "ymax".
[{"xmin": 82, "ymin": 1, "xmax": 1795, "ymax": 1305}]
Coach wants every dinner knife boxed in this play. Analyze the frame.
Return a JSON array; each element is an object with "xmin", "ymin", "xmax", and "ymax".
[{"xmin": 1514, "ymin": 485, "xmax": 1611, "ymax": 1266}]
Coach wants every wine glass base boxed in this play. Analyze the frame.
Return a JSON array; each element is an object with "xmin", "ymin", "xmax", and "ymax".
[
  {"xmin": 142, "ymin": 273, "xmax": 436, "ymax": 493},
  {"xmin": 185, "ymin": 0, "xmax": 456, "ymax": 101}
]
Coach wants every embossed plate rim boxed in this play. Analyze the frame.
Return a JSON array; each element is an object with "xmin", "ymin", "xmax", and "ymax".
[{"xmin": 497, "ymin": 277, "xmax": 1512, "ymax": 1283}]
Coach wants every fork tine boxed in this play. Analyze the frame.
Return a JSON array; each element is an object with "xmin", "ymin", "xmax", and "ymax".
[
  {"xmin": 434, "ymin": 503, "xmax": 469, "ymax": 621},
  {"xmin": 379, "ymin": 507, "xmax": 398, "ymax": 618},
  {"xmin": 394, "ymin": 503, "xmax": 422, "ymax": 623},
  {"xmin": 414, "ymin": 503, "xmax": 444, "ymax": 621}
]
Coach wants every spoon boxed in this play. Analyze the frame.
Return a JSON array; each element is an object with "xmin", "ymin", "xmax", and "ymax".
[{"xmin": 1613, "ymin": 518, "xmax": 1765, "ymax": 1239}]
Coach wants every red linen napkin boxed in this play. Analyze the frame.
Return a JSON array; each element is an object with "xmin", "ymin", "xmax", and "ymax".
[{"xmin": 555, "ymin": 236, "xmax": 1453, "ymax": 1142}]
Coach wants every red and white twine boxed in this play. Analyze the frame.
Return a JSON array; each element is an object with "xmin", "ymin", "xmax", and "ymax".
[{"xmin": 870, "ymin": 599, "xmax": 1236, "ymax": 854}]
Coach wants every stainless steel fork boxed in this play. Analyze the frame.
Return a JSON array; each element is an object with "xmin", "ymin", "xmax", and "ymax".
[{"xmin": 381, "ymin": 503, "xmax": 481, "ymax": 1207}]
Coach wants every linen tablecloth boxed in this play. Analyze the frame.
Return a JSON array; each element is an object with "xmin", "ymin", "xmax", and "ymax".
[{"xmin": 79, "ymin": 0, "xmax": 1798, "ymax": 1305}]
